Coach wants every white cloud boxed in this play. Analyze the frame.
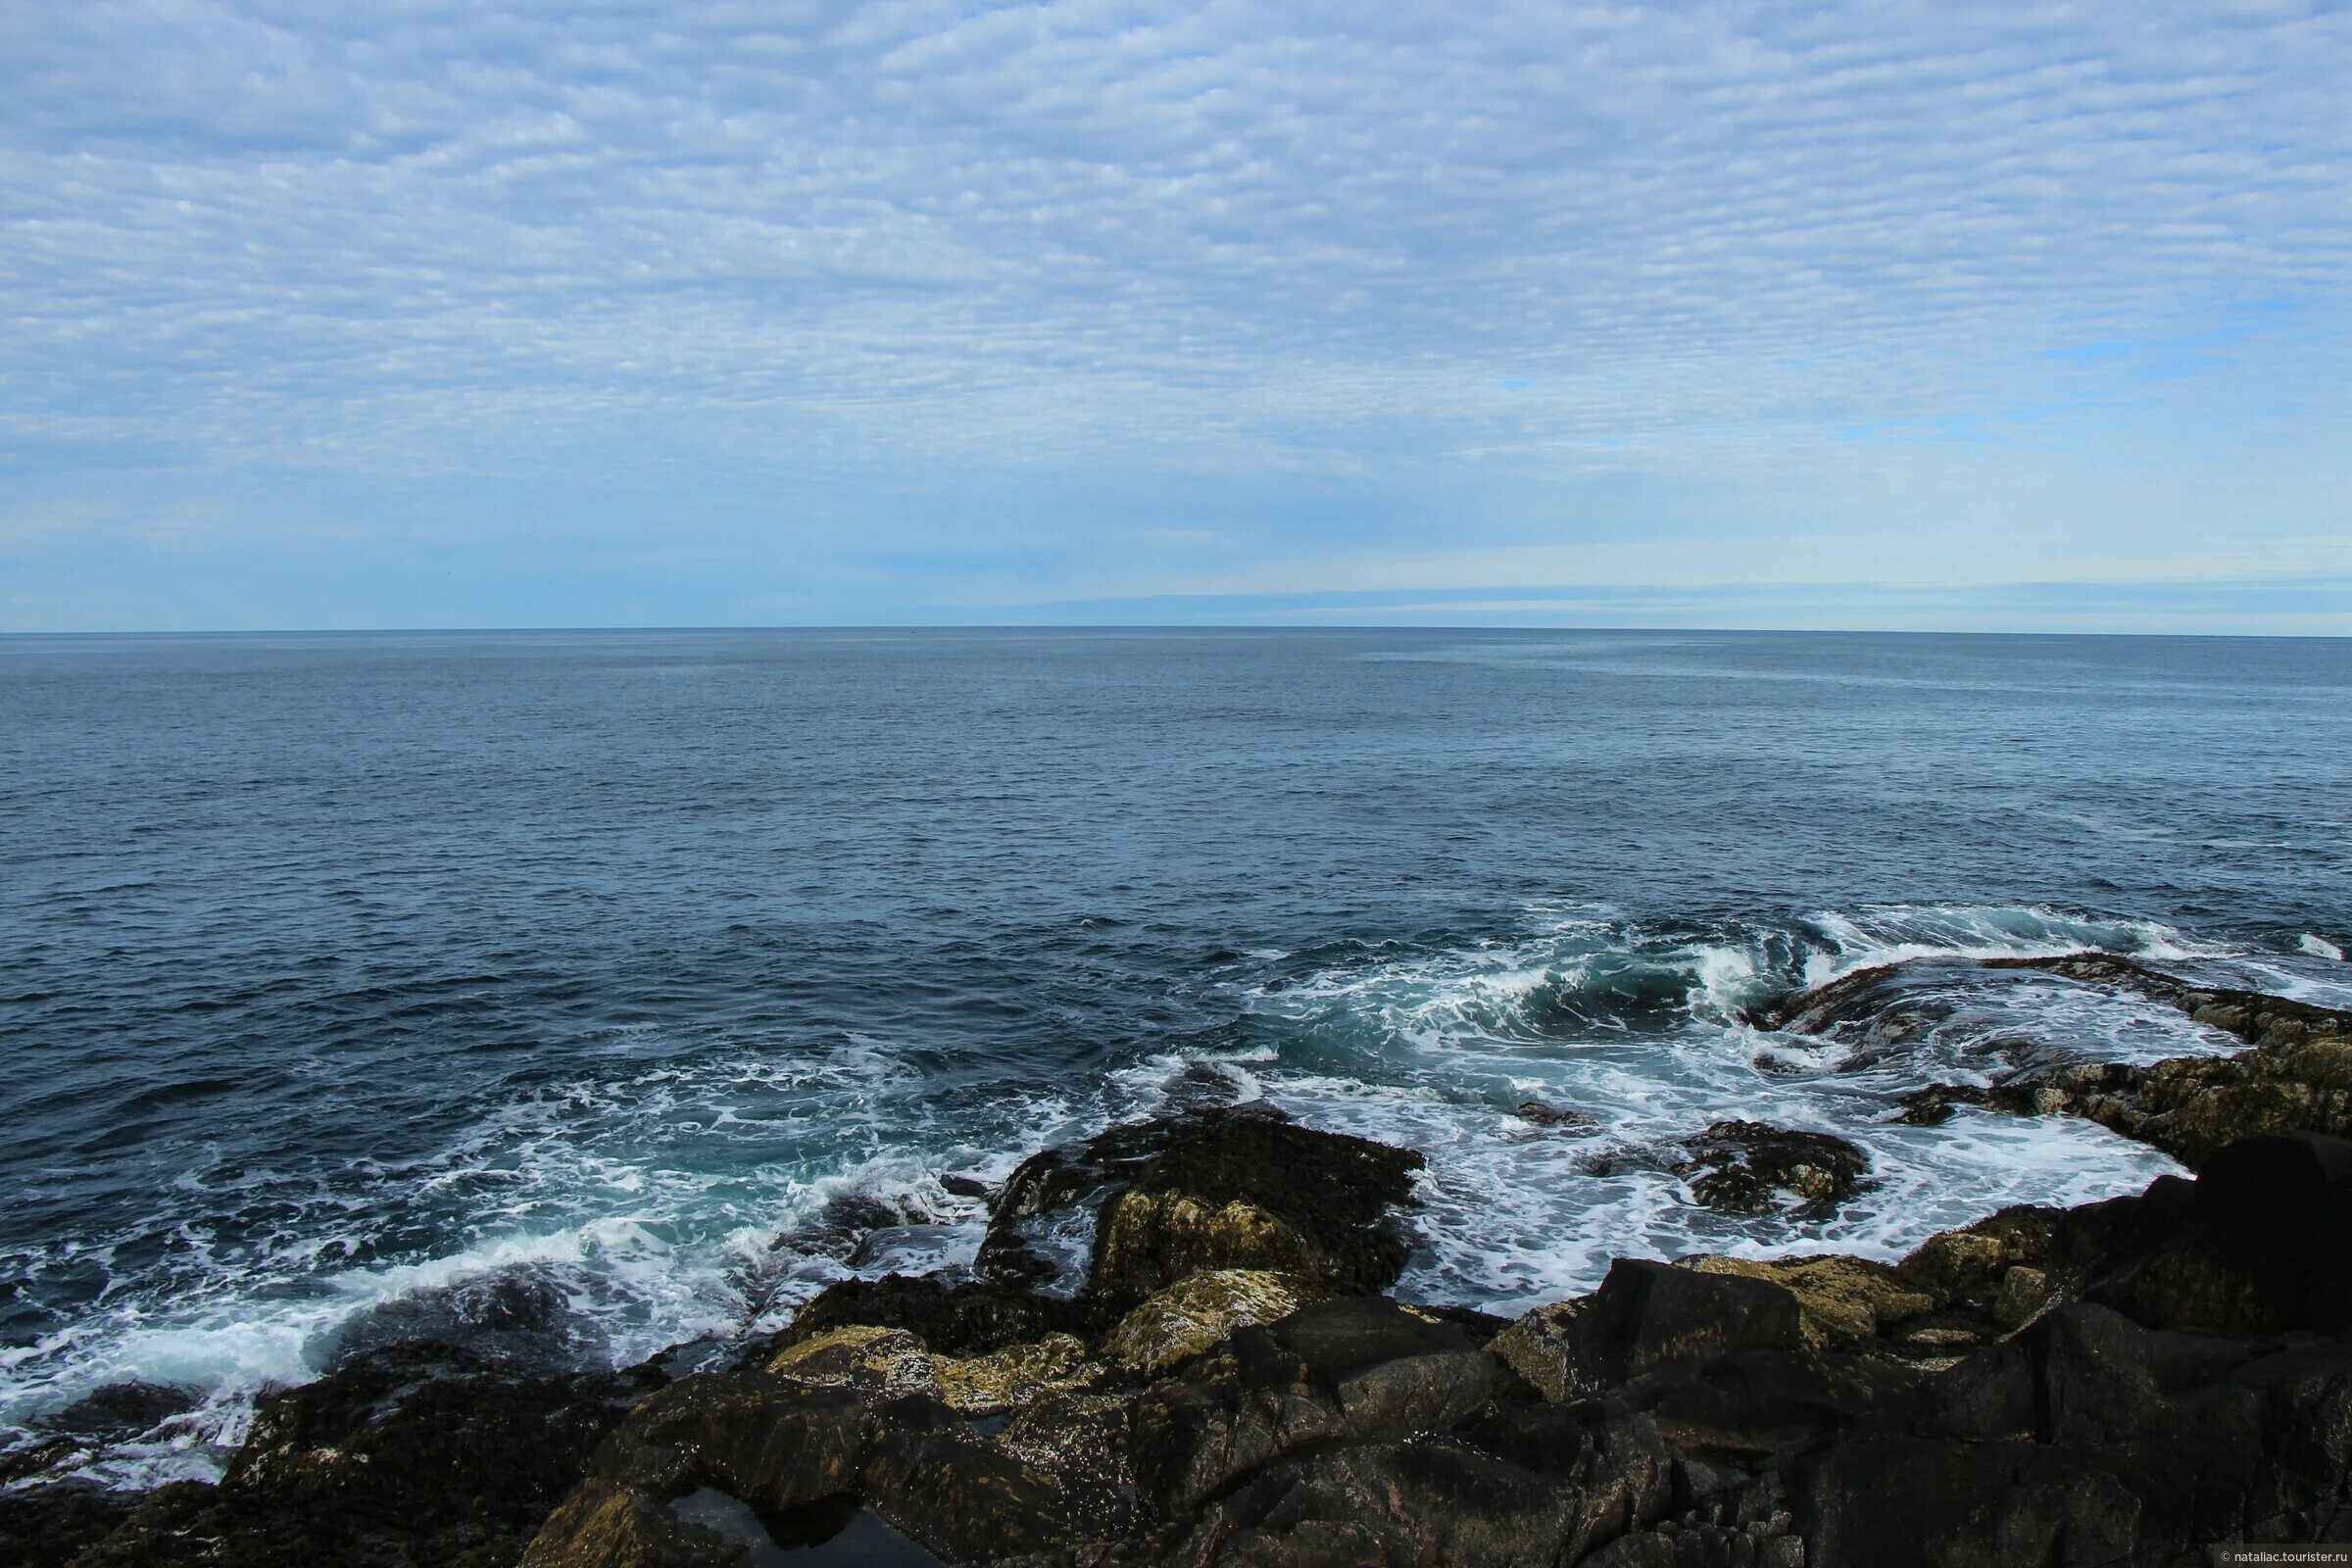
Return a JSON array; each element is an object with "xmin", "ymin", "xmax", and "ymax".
[{"xmin": 0, "ymin": 0, "xmax": 2346, "ymax": 625}]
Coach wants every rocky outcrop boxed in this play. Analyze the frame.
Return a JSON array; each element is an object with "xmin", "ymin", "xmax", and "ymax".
[
  {"xmin": 70, "ymin": 1342, "xmax": 656, "ymax": 1568},
  {"xmin": 42, "ymin": 1008, "xmax": 2352, "ymax": 1568},
  {"xmin": 975, "ymin": 1103, "xmax": 1424, "ymax": 1302},
  {"xmin": 1751, "ymin": 949, "xmax": 2352, "ymax": 1168},
  {"xmin": 1898, "ymin": 1034, "xmax": 2352, "ymax": 1167},
  {"xmin": 1673, "ymin": 1122, "xmax": 1870, "ymax": 1215}
]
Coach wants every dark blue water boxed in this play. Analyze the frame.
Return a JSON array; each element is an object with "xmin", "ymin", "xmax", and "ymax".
[{"xmin": 4, "ymin": 628, "xmax": 2348, "ymax": 1484}]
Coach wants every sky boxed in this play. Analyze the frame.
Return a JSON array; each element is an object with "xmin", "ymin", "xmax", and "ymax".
[{"xmin": 2, "ymin": 0, "xmax": 2347, "ymax": 633}]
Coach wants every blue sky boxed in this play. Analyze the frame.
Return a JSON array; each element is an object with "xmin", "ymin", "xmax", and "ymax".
[{"xmin": 2, "ymin": 1, "xmax": 2346, "ymax": 632}]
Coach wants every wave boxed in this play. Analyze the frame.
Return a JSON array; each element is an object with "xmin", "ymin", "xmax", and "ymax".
[{"xmin": 0, "ymin": 901, "xmax": 2309, "ymax": 1493}]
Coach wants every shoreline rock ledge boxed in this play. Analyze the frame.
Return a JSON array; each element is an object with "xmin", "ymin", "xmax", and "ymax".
[{"xmin": 12, "ymin": 979, "xmax": 2352, "ymax": 1566}]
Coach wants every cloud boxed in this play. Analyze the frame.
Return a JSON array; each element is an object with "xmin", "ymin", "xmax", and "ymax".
[{"xmin": 0, "ymin": 0, "xmax": 2346, "ymax": 628}]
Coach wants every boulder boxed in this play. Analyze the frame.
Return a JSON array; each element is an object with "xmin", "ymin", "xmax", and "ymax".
[
  {"xmin": 0, "ymin": 1480, "xmax": 142, "ymax": 1568},
  {"xmin": 1104, "ymin": 1270, "xmax": 1315, "ymax": 1375},
  {"xmin": 65, "ymin": 1342, "xmax": 654, "ymax": 1568},
  {"xmin": 1163, "ymin": 1434, "xmax": 1670, "ymax": 1568},
  {"xmin": 862, "ymin": 1395, "xmax": 1129, "ymax": 1560},
  {"xmin": 1673, "ymin": 1123, "xmax": 1869, "ymax": 1216},
  {"xmin": 777, "ymin": 1273, "xmax": 1099, "ymax": 1357},
  {"xmin": 1789, "ymin": 1301, "xmax": 2352, "ymax": 1565},
  {"xmin": 2082, "ymin": 1133, "xmax": 2352, "ymax": 1337},
  {"xmin": 1682, "ymin": 1255, "xmax": 1935, "ymax": 1349}
]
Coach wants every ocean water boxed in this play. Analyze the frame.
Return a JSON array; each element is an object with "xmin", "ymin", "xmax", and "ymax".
[{"xmin": 3, "ymin": 628, "xmax": 2348, "ymax": 1487}]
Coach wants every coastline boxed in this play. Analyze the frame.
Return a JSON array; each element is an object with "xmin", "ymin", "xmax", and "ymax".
[{"xmin": 9, "ymin": 950, "xmax": 2352, "ymax": 1567}]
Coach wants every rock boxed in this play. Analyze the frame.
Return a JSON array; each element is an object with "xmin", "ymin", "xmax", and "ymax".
[
  {"xmin": 1104, "ymin": 1270, "xmax": 1315, "ymax": 1375},
  {"xmin": 931, "ymin": 1335, "xmax": 1099, "ymax": 1415},
  {"xmin": 324, "ymin": 1265, "xmax": 600, "ymax": 1372},
  {"xmin": 1682, "ymin": 1254, "xmax": 1935, "ymax": 1349},
  {"xmin": 1985, "ymin": 953, "xmax": 2352, "ymax": 1051},
  {"xmin": 767, "ymin": 1324, "xmax": 942, "ymax": 1398},
  {"xmin": 1742, "ymin": 963, "xmax": 1909, "ymax": 1034},
  {"xmin": 1490, "ymin": 1299, "xmax": 1591, "ymax": 1402},
  {"xmin": 1514, "ymin": 1101, "xmax": 1600, "ymax": 1132},
  {"xmin": 972, "ymin": 1106, "xmax": 1422, "ymax": 1303},
  {"xmin": 524, "ymin": 1478, "xmax": 743, "ymax": 1568},
  {"xmin": 1789, "ymin": 1301, "xmax": 2352, "ymax": 1566},
  {"xmin": 1615, "ymin": 1348, "xmax": 1926, "ymax": 1463},
  {"xmin": 1124, "ymin": 1298, "xmax": 1501, "ymax": 1517},
  {"xmin": 44, "ymin": 1381, "xmax": 201, "ymax": 1441},
  {"xmin": 1491, "ymin": 1261, "xmax": 1812, "ymax": 1404},
  {"xmin": 68, "ymin": 1342, "xmax": 653, "ymax": 1568},
  {"xmin": 1901, "ymin": 1034, "xmax": 2352, "ymax": 1168},
  {"xmin": 940, "ymin": 1172, "xmax": 995, "ymax": 1200},
  {"xmin": 0, "ymin": 1480, "xmax": 142, "ymax": 1568},
  {"xmin": 778, "ymin": 1272, "xmax": 1100, "ymax": 1357},
  {"xmin": 862, "ymin": 1394, "xmax": 1127, "ymax": 1560},
  {"xmin": 998, "ymin": 1389, "xmax": 1137, "ymax": 1499},
  {"xmin": 1086, "ymin": 1114, "xmax": 1424, "ymax": 1302},
  {"xmin": 2082, "ymin": 1133, "xmax": 2352, "ymax": 1337},
  {"xmin": 1674, "ymin": 1122, "xmax": 1869, "ymax": 1216},
  {"xmin": 1164, "ymin": 1435, "xmax": 1669, "ymax": 1568}
]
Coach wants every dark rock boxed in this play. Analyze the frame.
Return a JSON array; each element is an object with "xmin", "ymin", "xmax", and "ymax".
[
  {"xmin": 1789, "ymin": 1300, "xmax": 2352, "ymax": 1565},
  {"xmin": 1163, "ymin": 1434, "xmax": 1669, "ymax": 1568},
  {"xmin": 1741, "ymin": 963, "xmax": 1909, "ymax": 1034},
  {"xmin": 940, "ymin": 1172, "xmax": 995, "ymax": 1200},
  {"xmin": 2082, "ymin": 1133, "xmax": 2352, "ymax": 1336},
  {"xmin": 778, "ymin": 1273, "xmax": 1102, "ymax": 1358},
  {"xmin": 1581, "ymin": 1262, "xmax": 1812, "ymax": 1386},
  {"xmin": 325, "ymin": 1266, "xmax": 602, "ymax": 1372},
  {"xmin": 1489, "ymin": 1261, "xmax": 1817, "ymax": 1404},
  {"xmin": 74, "ymin": 1342, "xmax": 653, "ymax": 1568},
  {"xmin": 975, "ymin": 1106, "xmax": 1424, "ymax": 1305},
  {"xmin": 1614, "ymin": 1348, "xmax": 1925, "ymax": 1463},
  {"xmin": 1125, "ymin": 1325, "xmax": 1349, "ymax": 1516},
  {"xmin": 0, "ymin": 1479, "xmax": 143, "ymax": 1568},
  {"xmin": 44, "ymin": 1381, "xmax": 201, "ymax": 1441},
  {"xmin": 863, "ymin": 1393, "xmax": 1130, "ymax": 1560},
  {"xmin": 1674, "ymin": 1122, "xmax": 1869, "ymax": 1216},
  {"xmin": 1514, "ymin": 1102, "xmax": 1600, "ymax": 1133}
]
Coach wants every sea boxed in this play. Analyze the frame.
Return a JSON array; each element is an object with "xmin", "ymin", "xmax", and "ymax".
[{"xmin": 3, "ymin": 627, "xmax": 2347, "ymax": 1489}]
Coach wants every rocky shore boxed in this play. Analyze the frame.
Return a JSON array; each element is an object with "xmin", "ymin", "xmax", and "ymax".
[{"xmin": 9, "ymin": 952, "xmax": 2352, "ymax": 1567}]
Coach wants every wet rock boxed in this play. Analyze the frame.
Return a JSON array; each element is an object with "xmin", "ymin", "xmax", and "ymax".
[
  {"xmin": 1103, "ymin": 1269, "xmax": 1315, "ymax": 1375},
  {"xmin": 1986, "ymin": 952, "xmax": 2352, "ymax": 1049},
  {"xmin": 999, "ymin": 1389, "xmax": 1137, "ymax": 1500},
  {"xmin": 930, "ymin": 1335, "xmax": 1100, "ymax": 1416},
  {"xmin": 1163, "ymin": 1434, "xmax": 1668, "ymax": 1568},
  {"xmin": 325, "ymin": 1266, "xmax": 602, "ymax": 1372},
  {"xmin": 1124, "ymin": 1298, "xmax": 1501, "ymax": 1518},
  {"xmin": 0, "ymin": 1479, "xmax": 143, "ymax": 1568},
  {"xmin": 940, "ymin": 1172, "xmax": 995, "ymax": 1200},
  {"xmin": 45, "ymin": 1380, "xmax": 201, "ymax": 1441},
  {"xmin": 767, "ymin": 1325, "xmax": 944, "ymax": 1399},
  {"xmin": 1489, "ymin": 1261, "xmax": 1809, "ymax": 1404},
  {"xmin": 72, "ymin": 1342, "xmax": 654, "ymax": 1568},
  {"xmin": 863, "ymin": 1394, "xmax": 1130, "ymax": 1560},
  {"xmin": 1788, "ymin": 1300, "xmax": 2352, "ymax": 1566},
  {"xmin": 1674, "ymin": 1122, "xmax": 1869, "ymax": 1216},
  {"xmin": 1902, "ymin": 1032, "xmax": 2352, "ymax": 1168},
  {"xmin": 2082, "ymin": 1133, "xmax": 2352, "ymax": 1337},
  {"xmin": 1681, "ymin": 1254, "xmax": 1935, "ymax": 1349},
  {"xmin": 1615, "ymin": 1348, "xmax": 1925, "ymax": 1463},
  {"xmin": 779, "ymin": 1273, "xmax": 1100, "ymax": 1357},
  {"xmin": 526, "ymin": 1478, "xmax": 744, "ymax": 1568},
  {"xmin": 1082, "ymin": 1114, "xmax": 1424, "ymax": 1303},
  {"xmin": 1741, "ymin": 963, "xmax": 1908, "ymax": 1034},
  {"xmin": 1513, "ymin": 1101, "xmax": 1600, "ymax": 1132}
]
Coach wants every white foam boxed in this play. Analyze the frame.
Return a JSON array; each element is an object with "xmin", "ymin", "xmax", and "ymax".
[{"xmin": 2302, "ymin": 933, "xmax": 2345, "ymax": 961}]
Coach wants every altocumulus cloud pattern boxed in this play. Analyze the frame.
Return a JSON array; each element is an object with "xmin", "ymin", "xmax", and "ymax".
[{"xmin": 1, "ymin": 1, "xmax": 2348, "ymax": 630}]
